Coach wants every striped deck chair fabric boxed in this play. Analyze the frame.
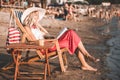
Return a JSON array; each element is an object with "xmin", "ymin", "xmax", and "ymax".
[{"xmin": 6, "ymin": 9, "xmax": 23, "ymax": 45}]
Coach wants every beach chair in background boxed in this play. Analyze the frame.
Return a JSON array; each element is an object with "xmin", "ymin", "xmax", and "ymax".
[{"xmin": 5, "ymin": 9, "xmax": 68, "ymax": 80}]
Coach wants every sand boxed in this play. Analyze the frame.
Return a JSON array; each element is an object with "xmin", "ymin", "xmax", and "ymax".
[{"xmin": 0, "ymin": 8, "xmax": 118, "ymax": 80}]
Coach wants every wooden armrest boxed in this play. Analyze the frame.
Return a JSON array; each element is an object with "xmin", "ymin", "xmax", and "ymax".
[
  {"xmin": 6, "ymin": 43, "xmax": 54, "ymax": 49},
  {"xmin": 27, "ymin": 39, "xmax": 58, "ymax": 46},
  {"xmin": 44, "ymin": 39, "xmax": 57, "ymax": 42}
]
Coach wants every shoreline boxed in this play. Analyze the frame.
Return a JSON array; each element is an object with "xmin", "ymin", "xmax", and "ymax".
[{"xmin": 99, "ymin": 16, "xmax": 120, "ymax": 80}]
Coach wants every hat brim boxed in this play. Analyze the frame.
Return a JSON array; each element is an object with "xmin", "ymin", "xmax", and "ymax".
[{"xmin": 21, "ymin": 7, "xmax": 46, "ymax": 24}]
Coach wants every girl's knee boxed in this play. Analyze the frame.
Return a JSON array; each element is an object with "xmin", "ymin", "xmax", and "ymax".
[{"xmin": 68, "ymin": 29, "xmax": 74, "ymax": 33}]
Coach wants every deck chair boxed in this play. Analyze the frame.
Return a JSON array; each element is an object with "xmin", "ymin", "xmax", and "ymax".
[
  {"xmin": 8, "ymin": 8, "xmax": 68, "ymax": 73},
  {"xmin": 4, "ymin": 8, "xmax": 69, "ymax": 80}
]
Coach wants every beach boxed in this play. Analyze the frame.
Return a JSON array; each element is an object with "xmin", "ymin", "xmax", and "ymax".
[{"xmin": 0, "ymin": 8, "xmax": 119, "ymax": 80}]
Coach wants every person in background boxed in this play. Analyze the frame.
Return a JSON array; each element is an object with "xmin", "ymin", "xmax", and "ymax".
[
  {"xmin": 63, "ymin": 3, "xmax": 76, "ymax": 21},
  {"xmin": 63, "ymin": 3, "xmax": 69, "ymax": 20},
  {"xmin": 21, "ymin": 0, "xmax": 28, "ymax": 8}
]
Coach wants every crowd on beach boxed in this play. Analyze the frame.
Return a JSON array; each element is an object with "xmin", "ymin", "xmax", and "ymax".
[
  {"xmin": 45, "ymin": 3, "xmax": 120, "ymax": 23},
  {"xmin": 1, "ymin": 0, "xmax": 120, "ymax": 22},
  {"xmin": 1, "ymin": 0, "xmax": 29, "ymax": 8}
]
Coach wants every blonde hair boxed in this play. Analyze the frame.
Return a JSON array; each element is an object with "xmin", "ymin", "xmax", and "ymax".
[{"xmin": 24, "ymin": 11, "xmax": 39, "ymax": 27}]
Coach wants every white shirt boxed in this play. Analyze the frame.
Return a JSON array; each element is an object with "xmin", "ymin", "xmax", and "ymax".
[{"xmin": 31, "ymin": 27, "xmax": 44, "ymax": 40}]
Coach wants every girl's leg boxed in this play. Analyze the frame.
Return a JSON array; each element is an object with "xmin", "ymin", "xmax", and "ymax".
[
  {"xmin": 76, "ymin": 50, "xmax": 97, "ymax": 71},
  {"xmin": 78, "ymin": 41, "xmax": 100, "ymax": 62}
]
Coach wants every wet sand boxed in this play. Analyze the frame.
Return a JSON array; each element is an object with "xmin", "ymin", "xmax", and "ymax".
[
  {"xmin": 95, "ymin": 15, "xmax": 120, "ymax": 80},
  {"xmin": 103, "ymin": 16, "xmax": 120, "ymax": 80}
]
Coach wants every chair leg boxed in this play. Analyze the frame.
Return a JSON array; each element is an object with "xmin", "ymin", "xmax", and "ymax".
[
  {"xmin": 46, "ymin": 57, "xmax": 50, "ymax": 76},
  {"xmin": 14, "ymin": 51, "xmax": 19, "ymax": 80},
  {"xmin": 45, "ymin": 49, "xmax": 50, "ymax": 76},
  {"xmin": 44, "ymin": 64, "xmax": 47, "ymax": 80},
  {"xmin": 55, "ymin": 40, "xmax": 66, "ymax": 72},
  {"xmin": 62, "ymin": 53, "xmax": 68, "ymax": 67},
  {"xmin": 47, "ymin": 63, "xmax": 50, "ymax": 76},
  {"xmin": 2, "ymin": 50, "xmax": 16, "ymax": 70},
  {"xmin": 1, "ymin": 62, "xmax": 14, "ymax": 70},
  {"xmin": 14, "ymin": 51, "xmax": 21, "ymax": 80}
]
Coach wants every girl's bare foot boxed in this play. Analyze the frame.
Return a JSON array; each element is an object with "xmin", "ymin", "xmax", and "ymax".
[
  {"xmin": 81, "ymin": 66, "xmax": 97, "ymax": 72},
  {"xmin": 89, "ymin": 56, "xmax": 100, "ymax": 62}
]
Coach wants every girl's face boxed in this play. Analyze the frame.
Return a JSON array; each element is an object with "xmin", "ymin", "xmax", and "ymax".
[
  {"xmin": 32, "ymin": 11, "xmax": 39, "ymax": 23},
  {"xmin": 24, "ymin": 11, "xmax": 40, "ymax": 26}
]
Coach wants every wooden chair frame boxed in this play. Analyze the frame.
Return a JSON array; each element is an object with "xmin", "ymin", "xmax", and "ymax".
[{"xmin": 6, "ymin": 43, "xmax": 59, "ymax": 80}]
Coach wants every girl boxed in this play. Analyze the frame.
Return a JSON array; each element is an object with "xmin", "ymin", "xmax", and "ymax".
[{"xmin": 21, "ymin": 7, "xmax": 99, "ymax": 71}]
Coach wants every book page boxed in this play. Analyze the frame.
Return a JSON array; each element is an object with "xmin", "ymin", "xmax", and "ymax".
[{"xmin": 56, "ymin": 27, "xmax": 68, "ymax": 39}]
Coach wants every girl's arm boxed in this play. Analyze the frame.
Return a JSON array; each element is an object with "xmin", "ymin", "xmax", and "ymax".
[
  {"xmin": 36, "ymin": 23, "xmax": 49, "ymax": 34},
  {"xmin": 24, "ymin": 26, "xmax": 36, "ymax": 41}
]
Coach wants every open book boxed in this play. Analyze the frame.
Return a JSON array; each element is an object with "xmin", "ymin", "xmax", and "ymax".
[{"xmin": 56, "ymin": 27, "xmax": 68, "ymax": 39}]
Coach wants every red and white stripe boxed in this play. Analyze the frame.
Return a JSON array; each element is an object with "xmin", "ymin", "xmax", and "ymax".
[{"xmin": 7, "ymin": 27, "xmax": 21, "ymax": 44}]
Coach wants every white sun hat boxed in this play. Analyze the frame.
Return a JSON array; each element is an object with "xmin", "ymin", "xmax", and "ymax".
[{"xmin": 21, "ymin": 7, "xmax": 46, "ymax": 24}]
